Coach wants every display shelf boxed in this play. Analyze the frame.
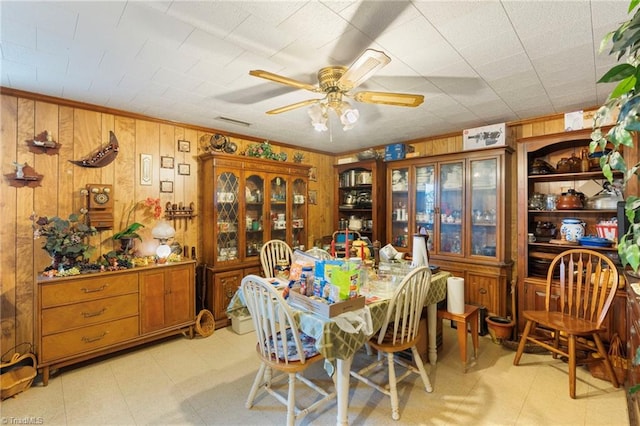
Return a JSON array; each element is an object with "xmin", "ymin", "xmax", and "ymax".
[
  {"xmin": 334, "ymin": 159, "xmax": 386, "ymax": 247},
  {"xmin": 516, "ymin": 128, "xmax": 630, "ymax": 346},
  {"xmin": 385, "ymin": 146, "xmax": 513, "ymax": 316}
]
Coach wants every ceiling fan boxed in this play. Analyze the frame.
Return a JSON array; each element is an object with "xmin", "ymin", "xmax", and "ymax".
[{"xmin": 249, "ymin": 49, "xmax": 424, "ymax": 131}]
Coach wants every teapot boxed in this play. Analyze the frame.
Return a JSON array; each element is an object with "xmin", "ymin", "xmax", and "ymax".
[
  {"xmin": 556, "ymin": 189, "xmax": 584, "ymax": 210},
  {"xmin": 344, "ymin": 191, "xmax": 356, "ymax": 205}
]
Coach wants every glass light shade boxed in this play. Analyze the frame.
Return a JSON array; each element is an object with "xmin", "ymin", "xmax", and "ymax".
[
  {"xmin": 340, "ymin": 104, "xmax": 359, "ymax": 130},
  {"xmin": 152, "ymin": 220, "xmax": 175, "ymax": 242},
  {"xmin": 156, "ymin": 243, "xmax": 172, "ymax": 259},
  {"xmin": 308, "ymin": 103, "xmax": 328, "ymax": 132}
]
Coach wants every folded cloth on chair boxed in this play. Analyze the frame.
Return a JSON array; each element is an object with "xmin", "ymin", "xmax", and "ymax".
[{"xmin": 270, "ymin": 328, "xmax": 319, "ymax": 361}]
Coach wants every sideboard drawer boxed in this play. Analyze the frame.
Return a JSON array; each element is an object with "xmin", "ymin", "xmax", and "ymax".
[
  {"xmin": 41, "ymin": 273, "xmax": 138, "ymax": 307},
  {"xmin": 41, "ymin": 293, "xmax": 139, "ymax": 335},
  {"xmin": 40, "ymin": 316, "xmax": 139, "ymax": 362}
]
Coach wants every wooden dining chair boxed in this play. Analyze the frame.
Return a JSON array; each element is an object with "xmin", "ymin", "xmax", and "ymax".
[
  {"xmin": 260, "ymin": 239, "xmax": 293, "ymax": 278},
  {"xmin": 350, "ymin": 266, "xmax": 433, "ymax": 420},
  {"xmin": 241, "ymin": 275, "xmax": 336, "ymax": 426},
  {"xmin": 513, "ymin": 249, "xmax": 620, "ymax": 398},
  {"xmin": 305, "ymin": 247, "xmax": 332, "ymax": 260}
]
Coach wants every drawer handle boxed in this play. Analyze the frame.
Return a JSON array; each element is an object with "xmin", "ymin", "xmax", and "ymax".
[
  {"xmin": 81, "ymin": 331, "xmax": 108, "ymax": 343},
  {"xmin": 82, "ymin": 308, "xmax": 106, "ymax": 318},
  {"xmin": 81, "ymin": 285, "xmax": 108, "ymax": 293},
  {"xmin": 479, "ymin": 288, "xmax": 487, "ymax": 295}
]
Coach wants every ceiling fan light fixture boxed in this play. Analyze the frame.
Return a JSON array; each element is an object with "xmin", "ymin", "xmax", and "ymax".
[
  {"xmin": 308, "ymin": 103, "xmax": 328, "ymax": 132},
  {"xmin": 339, "ymin": 103, "xmax": 359, "ymax": 131}
]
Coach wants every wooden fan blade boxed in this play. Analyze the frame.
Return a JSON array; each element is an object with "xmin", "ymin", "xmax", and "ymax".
[
  {"xmin": 266, "ymin": 99, "xmax": 322, "ymax": 115},
  {"xmin": 353, "ymin": 91, "xmax": 424, "ymax": 107},
  {"xmin": 249, "ymin": 70, "xmax": 318, "ymax": 92},
  {"xmin": 338, "ymin": 49, "xmax": 391, "ymax": 91}
]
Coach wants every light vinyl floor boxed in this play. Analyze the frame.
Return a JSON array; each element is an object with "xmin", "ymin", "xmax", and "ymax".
[{"xmin": 1, "ymin": 321, "xmax": 628, "ymax": 425}]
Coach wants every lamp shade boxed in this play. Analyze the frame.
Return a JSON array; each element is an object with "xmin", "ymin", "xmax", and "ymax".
[{"xmin": 152, "ymin": 220, "xmax": 175, "ymax": 241}]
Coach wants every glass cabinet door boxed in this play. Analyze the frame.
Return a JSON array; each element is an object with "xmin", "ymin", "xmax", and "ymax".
[
  {"xmin": 292, "ymin": 178, "xmax": 307, "ymax": 250},
  {"xmin": 389, "ymin": 167, "xmax": 410, "ymax": 249},
  {"xmin": 438, "ymin": 161, "xmax": 464, "ymax": 255},
  {"xmin": 415, "ymin": 164, "xmax": 435, "ymax": 251},
  {"xmin": 470, "ymin": 158, "xmax": 497, "ymax": 257},
  {"xmin": 244, "ymin": 173, "xmax": 265, "ymax": 259},
  {"xmin": 269, "ymin": 175, "xmax": 287, "ymax": 242},
  {"xmin": 215, "ymin": 170, "xmax": 239, "ymax": 262}
]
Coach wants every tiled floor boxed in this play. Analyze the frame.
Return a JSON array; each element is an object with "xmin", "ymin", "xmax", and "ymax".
[{"xmin": 2, "ymin": 322, "xmax": 629, "ymax": 425}]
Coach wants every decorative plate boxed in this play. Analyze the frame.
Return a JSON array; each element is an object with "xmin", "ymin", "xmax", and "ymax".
[{"xmin": 577, "ymin": 236, "xmax": 613, "ymax": 247}]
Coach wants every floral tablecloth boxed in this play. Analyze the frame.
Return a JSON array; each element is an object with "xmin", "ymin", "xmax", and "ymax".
[{"xmin": 226, "ymin": 271, "xmax": 451, "ymax": 363}]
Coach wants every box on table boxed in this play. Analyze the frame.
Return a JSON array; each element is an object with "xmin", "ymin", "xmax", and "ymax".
[
  {"xmin": 289, "ymin": 291, "xmax": 365, "ymax": 318},
  {"xmin": 231, "ymin": 314, "xmax": 254, "ymax": 334}
]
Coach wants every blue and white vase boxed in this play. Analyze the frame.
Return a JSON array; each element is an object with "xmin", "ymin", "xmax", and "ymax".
[{"xmin": 560, "ymin": 218, "xmax": 585, "ymax": 242}]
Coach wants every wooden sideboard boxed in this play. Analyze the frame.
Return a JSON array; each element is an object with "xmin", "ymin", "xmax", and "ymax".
[{"xmin": 36, "ymin": 260, "xmax": 195, "ymax": 385}]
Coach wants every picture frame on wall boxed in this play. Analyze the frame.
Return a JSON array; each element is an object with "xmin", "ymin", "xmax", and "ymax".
[
  {"xmin": 140, "ymin": 154, "xmax": 152, "ymax": 186},
  {"xmin": 308, "ymin": 190, "xmax": 317, "ymax": 205},
  {"xmin": 178, "ymin": 140, "xmax": 191, "ymax": 152},
  {"xmin": 160, "ymin": 180, "xmax": 174, "ymax": 193},
  {"xmin": 178, "ymin": 163, "xmax": 190, "ymax": 176},
  {"xmin": 161, "ymin": 156, "xmax": 174, "ymax": 169},
  {"xmin": 309, "ymin": 166, "xmax": 317, "ymax": 181}
]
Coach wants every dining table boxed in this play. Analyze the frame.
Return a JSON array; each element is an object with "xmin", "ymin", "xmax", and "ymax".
[{"xmin": 226, "ymin": 270, "xmax": 451, "ymax": 426}]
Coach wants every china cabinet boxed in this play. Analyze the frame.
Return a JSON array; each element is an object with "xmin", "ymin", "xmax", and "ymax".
[
  {"xmin": 386, "ymin": 146, "xmax": 513, "ymax": 316},
  {"xmin": 199, "ymin": 153, "xmax": 310, "ymax": 328},
  {"xmin": 516, "ymin": 128, "xmax": 628, "ymax": 344},
  {"xmin": 334, "ymin": 159, "xmax": 386, "ymax": 247},
  {"xmin": 36, "ymin": 261, "xmax": 195, "ymax": 385}
]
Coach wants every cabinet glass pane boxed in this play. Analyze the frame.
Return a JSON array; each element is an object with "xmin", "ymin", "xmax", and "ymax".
[
  {"xmin": 439, "ymin": 162, "xmax": 463, "ymax": 254},
  {"xmin": 245, "ymin": 174, "xmax": 264, "ymax": 259},
  {"xmin": 216, "ymin": 171, "xmax": 239, "ymax": 262},
  {"xmin": 415, "ymin": 165, "xmax": 435, "ymax": 251},
  {"xmin": 292, "ymin": 178, "xmax": 307, "ymax": 250},
  {"xmin": 270, "ymin": 176, "xmax": 287, "ymax": 241},
  {"xmin": 390, "ymin": 167, "xmax": 410, "ymax": 248},
  {"xmin": 470, "ymin": 158, "xmax": 497, "ymax": 256}
]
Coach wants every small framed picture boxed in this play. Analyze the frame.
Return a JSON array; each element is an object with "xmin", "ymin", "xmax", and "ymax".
[
  {"xmin": 140, "ymin": 154, "xmax": 152, "ymax": 186},
  {"xmin": 160, "ymin": 180, "xmax": 174, "ymax": 193},
  {"xmin": 161, "ymin": 156, "xmax": 174, "ymax": 169},
  {"xmin": 178, "ymin": 140, "xmax": 191, "ymax": 152},
  {"xmin": 309, "ymin": 166, "xmax": 317, "ymax": 181},
  {"xmin": 178, "ymin": 163, "xmax": 190, "ymax": 176},
  {"xmin": 308, "ymin": 190, "xmax": 318, "ymax": 205}
]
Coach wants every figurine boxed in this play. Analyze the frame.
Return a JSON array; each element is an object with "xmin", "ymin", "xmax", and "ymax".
[{"xmin": 12, "ymin": 161, "xmax": 25, "ymax": 179}]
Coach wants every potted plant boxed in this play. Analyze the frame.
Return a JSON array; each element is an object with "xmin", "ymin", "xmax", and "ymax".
[
  {"xmin": 31, "ymin": 212, "xmax": 98, "ymax": 269},
  {"xmin": 593, "ymin": 0, "xmax": 640, "ymax": 273},
  {"xmin": 113, "ymin": 197, "xmax": 162, "ymax": 253}
]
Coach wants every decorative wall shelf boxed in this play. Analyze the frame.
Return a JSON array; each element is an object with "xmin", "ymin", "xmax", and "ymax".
[
  {"xmin": 5, "ymin": 164, "xmax": 43, "ymax": 188},
  {"xmin": 28, "ymin": 131, "xmax": 61, "ymax": 155},
  {"xmin": 165, "ymin": 202, "xmax": 197, "ymax": 220}
]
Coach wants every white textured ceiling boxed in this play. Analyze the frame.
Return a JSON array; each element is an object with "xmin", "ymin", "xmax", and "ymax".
[{"xmin": 0, "ymin": 1, "xmax": 631, "ymax": 154}]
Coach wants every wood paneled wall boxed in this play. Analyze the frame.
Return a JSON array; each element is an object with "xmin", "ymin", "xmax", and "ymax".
[
  {"xmin": 0, "ymin": 92, "xmax": 334, "ymax": 356},
  {"xmin": 0, "ymin": 88, "xmax": 603, "ymax": 358}
]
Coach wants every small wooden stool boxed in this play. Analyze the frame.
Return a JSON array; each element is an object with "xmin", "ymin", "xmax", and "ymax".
[{"xmin": 437, "ymin": 304, "xmax": 479, "ymax": 372}]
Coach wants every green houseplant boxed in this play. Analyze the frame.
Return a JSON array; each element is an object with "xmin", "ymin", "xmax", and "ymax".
[
  {"xmin": 31, "ymin": 212, "xmax": 97, "ymax": 268},
  {"xmin": 594, "ymin": 0, "xmax": 640, "ymax": 396},
  {"xmin": 593, "ymin": 0, "xmax": 640, "ymax": 273},
  {"xmin": 113, "ymin": 197, "xmax": 162, "ymax": 252}
]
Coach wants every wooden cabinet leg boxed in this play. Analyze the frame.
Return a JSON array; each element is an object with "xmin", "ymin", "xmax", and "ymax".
[{"xmin": 41, "ymin": 366, "xmax": 50, "ymax": 386}]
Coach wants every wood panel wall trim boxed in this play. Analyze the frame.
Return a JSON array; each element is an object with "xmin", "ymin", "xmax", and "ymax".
[{"xmin": 0, "ymin": 87, "xmax": 331, "ymax": 156}]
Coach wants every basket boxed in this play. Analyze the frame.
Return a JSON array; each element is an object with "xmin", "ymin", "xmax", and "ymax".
[
  {"xmin": 588, "ymin": 333, "xmax": 627, "ymax": 385},
  {"xmin": 1, "ymin": 351, "xmax": 37, "ymax": 400}
]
